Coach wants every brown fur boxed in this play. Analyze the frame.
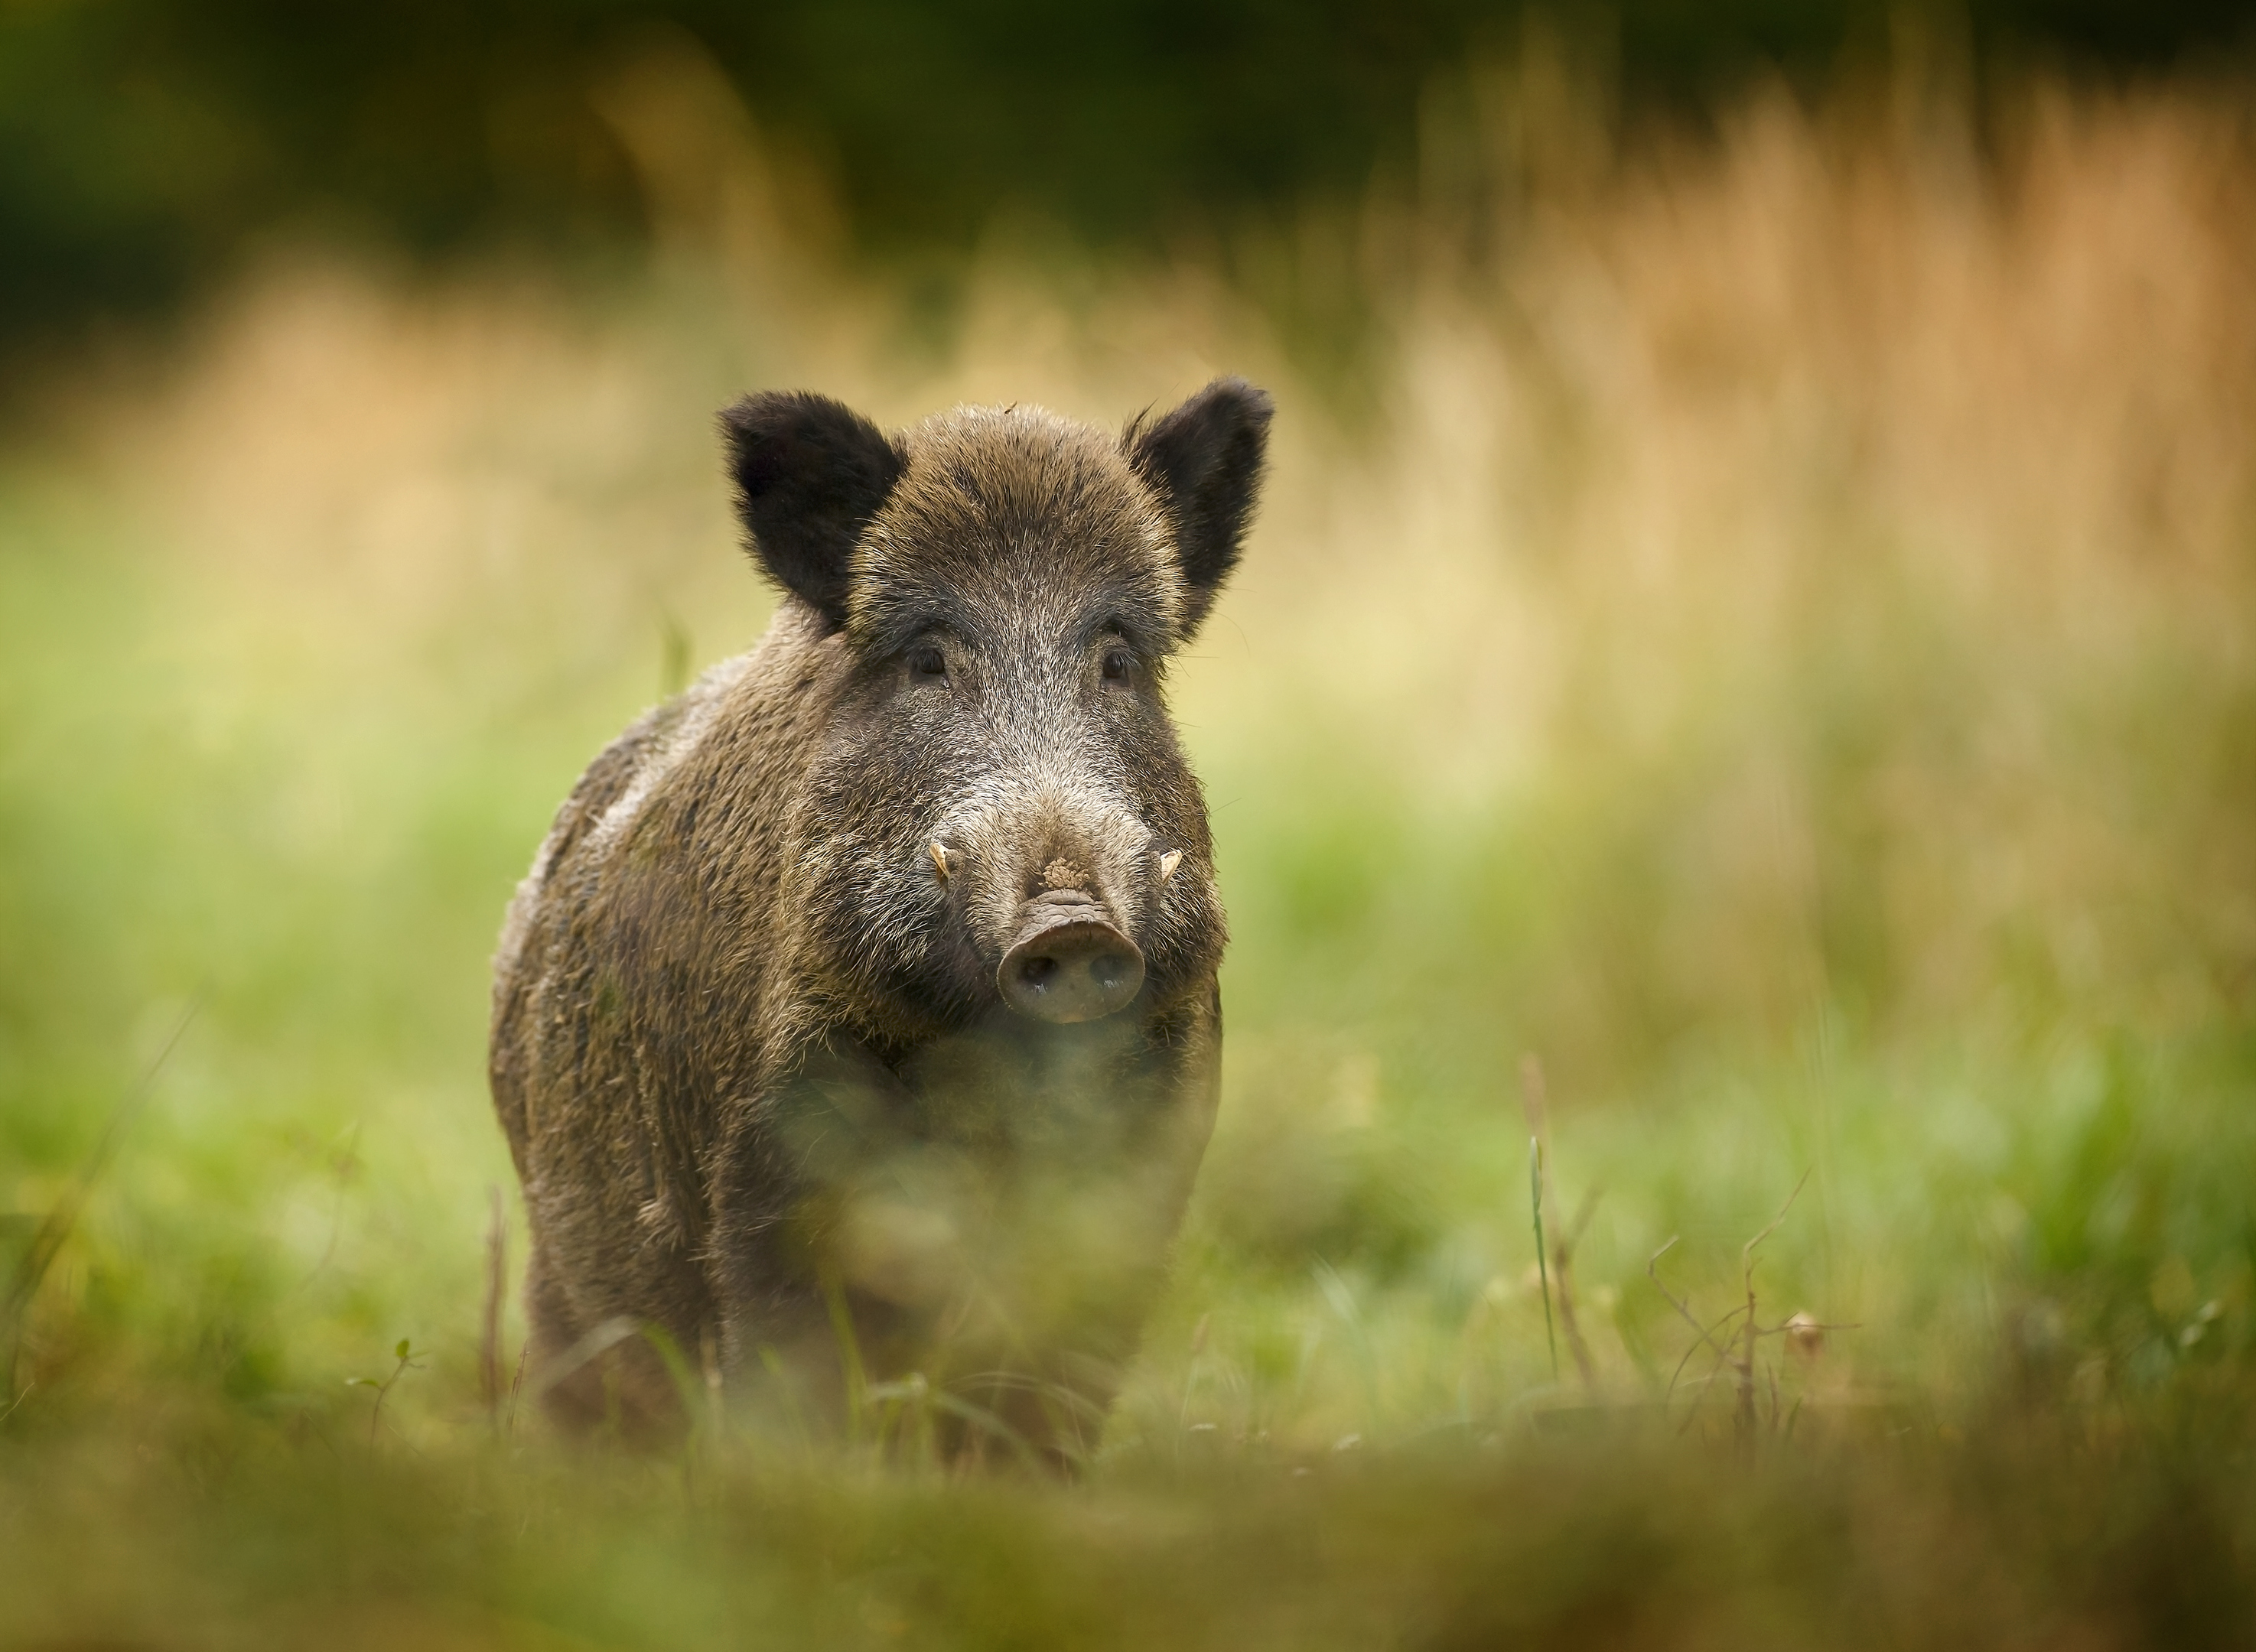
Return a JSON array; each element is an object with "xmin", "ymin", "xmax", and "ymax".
[{"xmin": 490, "ymin": 381, "xmax": 1271, "ymax": 1455}]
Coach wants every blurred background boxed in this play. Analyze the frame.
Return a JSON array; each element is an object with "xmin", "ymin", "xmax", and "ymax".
[
  {"xmin": 5, "ymin": 2, "xmax": 2256, "ymax": 1644},
  {"xmin": 6, "ymin": 0, "xmax": 2253, "ymax": 369}
]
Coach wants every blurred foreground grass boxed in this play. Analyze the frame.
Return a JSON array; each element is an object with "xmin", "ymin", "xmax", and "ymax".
[{"xmin": 5, "ymin": 63, "xmax": 2256, "ymax": 1647}]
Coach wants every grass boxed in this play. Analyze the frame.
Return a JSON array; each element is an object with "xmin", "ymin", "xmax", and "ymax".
[{"xmin": 5, "ymin": 56, "xmax": 2256, "ymax": 1646}]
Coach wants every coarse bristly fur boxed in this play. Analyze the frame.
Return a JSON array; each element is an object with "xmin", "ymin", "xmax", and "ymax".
[{"xmin": 490, "ymin": 379, "xmax": 1272, "ymax": 1459}]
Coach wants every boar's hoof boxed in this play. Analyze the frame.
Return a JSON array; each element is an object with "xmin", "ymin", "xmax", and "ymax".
[{"xmin": 1000, "ymin": 912, "xmax": 1145, "ymax": 1023}]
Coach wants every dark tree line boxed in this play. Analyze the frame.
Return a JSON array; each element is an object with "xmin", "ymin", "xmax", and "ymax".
[{"xmin": 0, "ymin": 0, "xmax": 2246, "ymax": 350}]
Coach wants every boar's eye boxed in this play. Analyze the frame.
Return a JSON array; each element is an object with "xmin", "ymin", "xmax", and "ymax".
[
  {"xmin": 1100, "ymin": 646, "xmax": 1136, "ymax": 687},
  {"xmin": 907, "ymin": 644, "xmax": 949, "ymax": 686}
]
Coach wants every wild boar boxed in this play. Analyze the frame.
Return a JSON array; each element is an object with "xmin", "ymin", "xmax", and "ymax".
[{"xmin": 489, "ymin": 379, "xmax": 1271, "ymax": 1459}]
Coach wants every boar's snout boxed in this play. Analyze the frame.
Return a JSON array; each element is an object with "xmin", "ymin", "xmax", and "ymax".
[{"xmin": 999, "ymin": 891, "xmax": 1144, "ymax": 1024}]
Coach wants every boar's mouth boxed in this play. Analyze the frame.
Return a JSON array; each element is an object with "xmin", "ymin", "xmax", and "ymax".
[{"xmin": 998, "ymin": 890, "xmax": 1144, "ymax": 1024}]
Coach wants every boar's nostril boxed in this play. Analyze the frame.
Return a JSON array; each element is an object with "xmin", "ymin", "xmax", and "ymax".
[{"xmin": 999, "ymin": 917, "xmax": 1145, "ymax": 1024}]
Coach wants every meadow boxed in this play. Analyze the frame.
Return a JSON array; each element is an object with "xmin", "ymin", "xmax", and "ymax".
[{"xmin": 4, "ymin": 51, "xmax": 2255, "ymax": 1647}]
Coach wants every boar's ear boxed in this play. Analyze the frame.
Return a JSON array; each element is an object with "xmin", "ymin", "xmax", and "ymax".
[
  {"xmin": 1125, "ymin": 377, "xmax": 1273, "ymax": 636},
  {"xmin": 720, "ymin": 391, "xmax": 905, "ymax": 630}
]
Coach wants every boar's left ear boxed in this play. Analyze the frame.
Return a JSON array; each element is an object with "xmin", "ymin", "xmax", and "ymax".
[
  {"xmin": 1125, "ymin": 377, "xmax": 1274, "ymax": 636},
  {"xmin": 720, "ymin": 391, "xmax": 905, "ymax": 630}
]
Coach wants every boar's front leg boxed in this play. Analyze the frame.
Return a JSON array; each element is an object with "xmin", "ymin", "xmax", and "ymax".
[{"xmin": 705, "ymin": 1039, "xmax": 928, "ymax": 1437}]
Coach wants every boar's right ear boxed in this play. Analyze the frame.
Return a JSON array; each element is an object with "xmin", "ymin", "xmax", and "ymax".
[
  {"xmin": 720, "ymin": 391, "xmax": 905, "ymax": 630},
  {"xmin": 1125, "ymin": 377, "xmax": 1274, "ymax": 637}
]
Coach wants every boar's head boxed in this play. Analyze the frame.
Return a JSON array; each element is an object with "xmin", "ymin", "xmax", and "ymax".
[{"xmin": 722, "ymin": 381, "xmax": 1270, "ymax": 1062}]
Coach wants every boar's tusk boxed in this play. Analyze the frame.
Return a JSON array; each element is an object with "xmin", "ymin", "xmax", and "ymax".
[
  {"xmin": 1157, "ymin": 850, "xmax": 1183, "ymax": 883},
  {"xmin": 928, "ymin": 841, "xmax": 952, "ymax": 883}
]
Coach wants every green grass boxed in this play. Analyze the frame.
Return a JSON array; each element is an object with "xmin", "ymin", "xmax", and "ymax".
[{"xmin": 5, "ymin": 80, "xmax": 2256, "ymax": 1645}]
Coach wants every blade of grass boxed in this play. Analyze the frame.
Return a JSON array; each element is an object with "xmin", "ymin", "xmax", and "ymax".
[
  {"xmin": 3, "ymin": 998, "xmax": 199, "ymax": 1400},
  {"xmin": 1531, "ymin": 1137, "xmax": 1558, "ymax": 1382}
]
